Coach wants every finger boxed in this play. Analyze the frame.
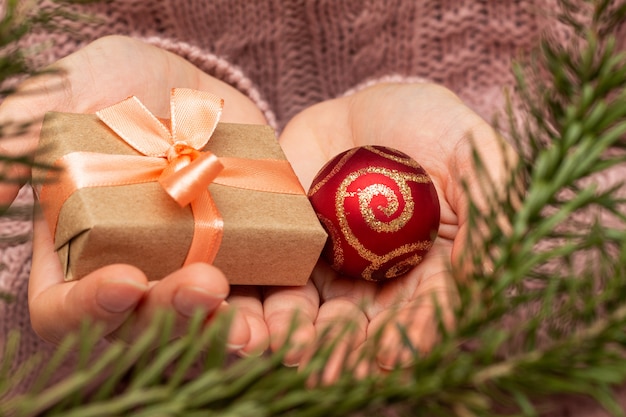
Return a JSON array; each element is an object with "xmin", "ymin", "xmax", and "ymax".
[
  {"xmin": 227, "ymin": 285, "xmax": 268, "ymax": 356},
  {"xmin": 369, "ymin": 270, "xmax": 457, "ymax": 370},
  {"xmin": 0, "ymin": 156, "xmax": 29, "ymax": 209},
  {"xmin": 263, "ymin": 280, "xmax": 319, "ymax": 367},
  {"xmin": 209, "ymin": 300, "xmax": 253, "ymax": 353},
  {"xmin": 448, "ymin": 127, "xmax": 519, "ymax": 280},
  {"xmin": 29, "ymin": 213, "xmax": 149, "ymax": 344},
  {"xmin": 346, "ymin": 343, "xmax": 382, "ymax": 382},
  {"xmin": 300, "ymin": 298, "xmax": 368, "ymax": 386},
  {"xmin": 110, "ymin": 263, "xmax": 232, "ymax": 342}
]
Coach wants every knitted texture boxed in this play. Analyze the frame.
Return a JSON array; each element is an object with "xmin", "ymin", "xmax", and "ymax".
[
  {"xmin": 19, "ymin": 0, "xmax": 553, "ymax": 128},
  {"xmin": 1, "ymin": 1, "xmax": 622, "ymax": 415}
]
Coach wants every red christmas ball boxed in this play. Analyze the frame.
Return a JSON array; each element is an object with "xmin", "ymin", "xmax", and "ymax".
[{"xmin": 308, "ymin": 146, "xmax": 440, "ymax": 282}]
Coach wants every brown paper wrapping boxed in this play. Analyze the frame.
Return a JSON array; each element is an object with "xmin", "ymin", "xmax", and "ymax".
[{"xmin": 34, "ymin": 112, "xmax": 327, "ymax": 286}]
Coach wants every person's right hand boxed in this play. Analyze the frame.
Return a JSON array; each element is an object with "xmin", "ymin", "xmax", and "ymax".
[
  {"xmin": 0, "ymin": 35, "xmax": 269, "ymax": 354},
  {"xmin": 265, "ymin": 82, "xmax": 515, "ymax": 383}
]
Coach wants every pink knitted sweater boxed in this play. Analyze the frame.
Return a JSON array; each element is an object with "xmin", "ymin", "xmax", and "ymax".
[{"xmin": 1, "ymin": 1, "xmax": 624, "ymax": 415}]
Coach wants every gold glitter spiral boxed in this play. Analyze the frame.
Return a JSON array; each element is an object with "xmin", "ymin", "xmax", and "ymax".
[
  {"xmin": 366, "ymin": 146, "xmax": 422, "ymax": 169},
  {"xmin": 336, "ymin": 166, "xmax": 433, "ymax": 281},
  {"xmin": 346, "ymin": 178, "xmax": 412, "ymax": 233},
  {"xmin": 317, "ymin": 213, "xmax": 344, "ymax": 270}
]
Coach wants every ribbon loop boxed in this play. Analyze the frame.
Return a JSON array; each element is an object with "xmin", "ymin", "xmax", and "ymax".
[
  {"xmin": 96, "ymin": 89, "xmax": 223, "ymax": 159},
  {"xmin": 170, "ymin": 89, "xmax": 224, "ymax": 149},
  {"xmin": 97, "ymin": 96, "xmax": 173, "ymax": 156}
]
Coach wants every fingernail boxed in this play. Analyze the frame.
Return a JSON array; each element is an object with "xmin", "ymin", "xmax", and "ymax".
[
  {"xmin": 377, "ymin": 349, "xmax": 416, "ymax": 371},
  {"xmin": 377, "ymin": 360, "xmax": 396, "ymax": 371},
  {"xmin": 225, "ymin": 310, "xmax": 250, "ymax": 351},
  {"xmin": 238, "ymin": 348, "xmax": 264, "ymax": 358},
  {"xmin": 173, "ymin": 286, "xmax": 225, "ymax": 318},
  {"xmin": 399, "ymin": 348, "xmax": 417, "ymax": 368},
  {"xmin": 226, "ymin": 342, "xmax": 246, "ymax": 351},
  {"xmin": 96, "ymin": 279, "xmax": 146, "ymax": 313}
]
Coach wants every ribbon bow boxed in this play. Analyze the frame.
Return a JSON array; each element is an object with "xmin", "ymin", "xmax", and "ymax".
[
  {"xmin": 97, "ymin": 88, "xmax": 226, "ymax": 207},
  {"xmin": 41, "ymin": 88, "xmax": 304, "ymax": 267}
]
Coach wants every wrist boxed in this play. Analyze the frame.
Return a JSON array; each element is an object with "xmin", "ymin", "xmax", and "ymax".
[{"xmin": 341, "ymin": 74, "xmax": 431, "ymax": 98}]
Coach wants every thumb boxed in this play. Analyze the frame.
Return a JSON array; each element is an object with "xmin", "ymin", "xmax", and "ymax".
[
  {"xmin": 28, "ymin": 213, "xmax": 149, "ymax": 344},
  {"xmin": 0, "ymin": 157, "xmax": 28, "ymax": 210}
]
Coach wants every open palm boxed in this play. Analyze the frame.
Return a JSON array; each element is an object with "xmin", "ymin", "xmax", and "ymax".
[{"xmin": 265, "ymin": 83, "xmax": 512, "ymax": 382}]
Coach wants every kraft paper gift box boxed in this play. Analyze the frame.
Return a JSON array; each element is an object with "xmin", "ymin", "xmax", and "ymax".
[{"xmin": 33, "ymin": 89, "xmax": 327, "ymax": 286}]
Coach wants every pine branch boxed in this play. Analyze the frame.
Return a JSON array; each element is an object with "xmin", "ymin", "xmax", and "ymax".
[{"xmin": 0, "ymin": 1, "xmax": 99, "ymax": 304}]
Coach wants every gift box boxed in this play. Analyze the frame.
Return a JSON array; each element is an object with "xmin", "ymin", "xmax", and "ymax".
[{"xmin": 33, "ymin": 89, "xmax": 327, "ymax": 286}]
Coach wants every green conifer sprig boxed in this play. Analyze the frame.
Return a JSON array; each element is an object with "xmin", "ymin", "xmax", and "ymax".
[
  {"xmin": 0, "ymin": 0, "xmax": 97, "ymax": 207},
  {"xmin": 3, "ymin": 0, "xmax": 626, "ymax": 416},
  {"xmin": 0, "ymin": 0, "xmax": 97, "ymax": 303}
]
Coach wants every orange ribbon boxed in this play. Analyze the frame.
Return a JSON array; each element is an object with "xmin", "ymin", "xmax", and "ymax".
[{"xmin": 40, "ymin": 88, "xmax": 304, "ymax": 266}]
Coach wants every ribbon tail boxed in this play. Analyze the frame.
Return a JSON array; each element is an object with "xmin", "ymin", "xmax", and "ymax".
[{"xmin": 185, "ymin": 191, "xmax": 224, "ymax": 265}]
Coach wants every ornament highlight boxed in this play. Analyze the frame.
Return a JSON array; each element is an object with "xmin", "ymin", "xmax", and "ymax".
[{"xmin": 308, "ymin": 146, "xmax": 440, "ymax": 281}]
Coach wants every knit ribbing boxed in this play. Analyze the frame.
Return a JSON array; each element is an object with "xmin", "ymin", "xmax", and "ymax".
[{"xmin": 17, "ymin": 1, "xmax": 551, "ymax": 128}]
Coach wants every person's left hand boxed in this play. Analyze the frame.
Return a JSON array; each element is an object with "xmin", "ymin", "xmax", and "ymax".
[{"xmin": 263, "ymin": 82, "xmax": 514, "ymax": 383}]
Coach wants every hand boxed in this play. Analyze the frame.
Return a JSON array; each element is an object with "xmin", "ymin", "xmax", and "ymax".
[
  {"xmin": 265, "ymin": 82, "xmax": 514, "ymax": 383},
  {"xmin": 0, "ymin": 35, "xmax": 268, "ymax": 353}
]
